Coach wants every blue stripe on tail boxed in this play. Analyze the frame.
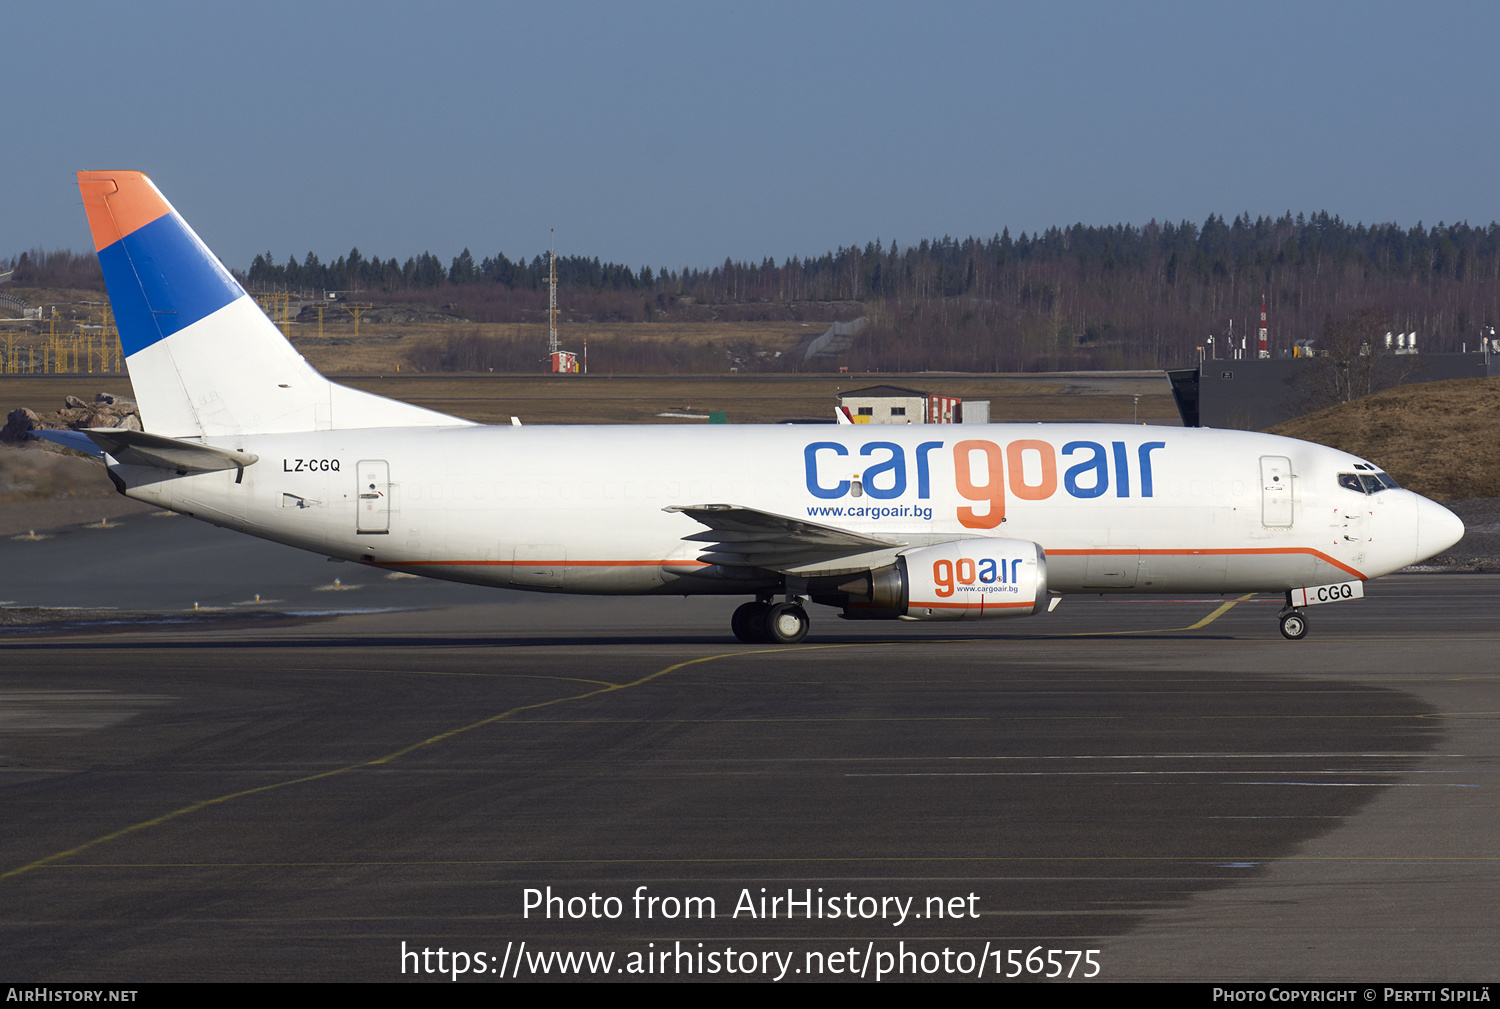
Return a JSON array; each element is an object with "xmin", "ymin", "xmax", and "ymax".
[{"xmin": 98, "ymin": 212, "xmax": 245, "ymax": 356}]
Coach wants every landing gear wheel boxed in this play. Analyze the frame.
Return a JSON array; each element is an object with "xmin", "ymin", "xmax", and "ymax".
[
  {"xmin": 762, "ymin": 602, "xmax": 810, "ymax": 644},
  {"xmin": 732, "ymin": 601, "xmax": 770, "ymax": 643},
  {"xmin": 1279, "ymin": 610, "xmax": 1308, "ymax": 640}
]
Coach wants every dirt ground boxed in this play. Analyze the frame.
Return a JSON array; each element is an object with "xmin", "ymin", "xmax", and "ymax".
[
  {"xmin": 0, "ymin": 372, "xmax": 1179, "ymax": 427},
  {"xmin": 0, "ymin": 442, "xmax": 154, "ymax": 536},
  {"xmin": 0, "ymin": 315, "xmax": 819, "ymax": 380},
  {"xmin": 289, "ymin": 319, "xmax": 819, "ymax": 375}
]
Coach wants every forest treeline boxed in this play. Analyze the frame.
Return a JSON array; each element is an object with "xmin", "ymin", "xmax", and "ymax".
[
  {"xmin": 11, "ymin": 211, "xmax": 1500, "ymax": 372},
  {"xmin": 3, "ymin": 249, "xmax": 103, "ymax": 289},
  {"xmin": 246, "ymin": 212, "xmax": 1500, "ymax": 371}
]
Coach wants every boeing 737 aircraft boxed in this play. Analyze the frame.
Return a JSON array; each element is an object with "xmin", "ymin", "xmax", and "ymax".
[{"xmin": 52, "ymin": 171, "xmax": 1465, "ymax": 643}]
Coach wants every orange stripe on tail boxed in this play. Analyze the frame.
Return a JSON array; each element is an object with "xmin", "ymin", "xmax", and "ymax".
[{"xmin": 77, "ymin": 171, "xmax": 173, "ymax": 252}]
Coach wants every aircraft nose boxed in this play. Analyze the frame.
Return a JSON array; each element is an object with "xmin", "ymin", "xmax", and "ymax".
[{"xmin": 1415, "ymin": 496, "xmax": 1465, "ymax": 563}]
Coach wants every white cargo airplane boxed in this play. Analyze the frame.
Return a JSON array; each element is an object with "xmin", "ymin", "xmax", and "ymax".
[{"xmin": 53, "ymin": 171, "xmax": 1464, "ymax": 643}]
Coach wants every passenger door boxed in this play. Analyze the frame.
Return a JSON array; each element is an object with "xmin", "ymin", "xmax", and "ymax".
[
  {"xmin": 1260, "ymin": 456, "xmax": 1293, "ymax": 528},
  {"xmin": 356, "ymin": 460, "xmax": 390, "ymax": 534}
]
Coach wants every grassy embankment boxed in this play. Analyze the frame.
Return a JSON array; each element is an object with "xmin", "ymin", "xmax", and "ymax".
[{"xmin": 1269, "ymin": 377, "xmax": 1500, "ymax": 501}]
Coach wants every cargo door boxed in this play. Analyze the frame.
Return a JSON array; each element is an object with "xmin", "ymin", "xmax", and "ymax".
[{"xmin": 1083, "ymin": 550, "xmax": 1139, "ymax": 588}]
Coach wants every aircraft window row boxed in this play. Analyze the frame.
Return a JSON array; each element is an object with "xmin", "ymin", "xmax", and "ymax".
[{"xmin": 1338, "ymin": 471, "xmax": 1400, "ymax": 494}]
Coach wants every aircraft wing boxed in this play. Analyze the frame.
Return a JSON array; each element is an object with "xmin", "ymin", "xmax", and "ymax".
[{"xmin": 665, "ymin": 503, "xmax": 902, "ymax": 571}]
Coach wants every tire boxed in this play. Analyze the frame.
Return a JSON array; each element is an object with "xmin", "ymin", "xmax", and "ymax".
[
  {"xmin": 762, "ymin": 602, "xmax": 810, "ymax": 644},
  {"xmin": 1279, "ymin": 611, "xmax": 1308, "ymax": 640},
  {"xmin": 732, "ymin": 601, "xmax": 769, "ymax": 643}
]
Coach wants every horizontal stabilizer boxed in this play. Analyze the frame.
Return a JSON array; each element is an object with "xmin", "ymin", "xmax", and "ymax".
[
  {"xmin": 81, "ymin": 428, "xmax": 259, "ymax": 474},
  {"xmin": 665, "ymin": 503, "xmax": 900, "ymax": 570},
  {"xmin": 32, "ymin": 429, "xmax": 105, "ymax": 457}
]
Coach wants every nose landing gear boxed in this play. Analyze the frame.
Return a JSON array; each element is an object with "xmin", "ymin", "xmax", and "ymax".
[{"xmin": 1278, "ymin": 608, "xmax": 1308, "ymax": 640}]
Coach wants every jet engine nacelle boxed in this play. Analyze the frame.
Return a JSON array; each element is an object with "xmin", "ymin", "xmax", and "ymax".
[{"xmin": 840, "ymin": 538, "xmax": 1048, "ymax": 620}]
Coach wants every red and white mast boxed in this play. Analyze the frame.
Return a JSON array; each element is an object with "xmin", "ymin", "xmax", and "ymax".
[{"xmin": 548, "ymin": 230, "xmax": 559, "ymax": 364}]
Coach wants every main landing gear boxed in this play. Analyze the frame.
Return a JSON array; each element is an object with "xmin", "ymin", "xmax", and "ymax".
[
  {"xmin": 1278, "ymin": 608, "xmax": 1308, "ymax": 640},
  {"xmin": 732, "ymin": 598, "xmax": 810, "ymax": 644}
]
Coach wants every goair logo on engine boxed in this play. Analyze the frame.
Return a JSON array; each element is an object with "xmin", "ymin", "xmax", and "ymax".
[
  {"xmin": 932, "ymin": 556, "xmax": 1022, "ymax": 597},
  {"xmin": 804, "ymin": 438, "xmax": 1166, "ymax": 529}
]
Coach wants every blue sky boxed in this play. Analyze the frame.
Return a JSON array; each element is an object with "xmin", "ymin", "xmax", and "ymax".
[{"xmin": 6, "ymin": 1, "xmax": 1498, "ymax": 273}]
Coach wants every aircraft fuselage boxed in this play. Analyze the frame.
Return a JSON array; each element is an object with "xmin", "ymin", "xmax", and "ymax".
[{"xmin": 111, "ymin": 422, "xmax": 1448, "ymax": 598}]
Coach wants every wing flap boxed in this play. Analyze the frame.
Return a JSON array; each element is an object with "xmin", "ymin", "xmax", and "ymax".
[{"xmin": 665, "ymin": 503, "xmax": 900, "ymax": 571}]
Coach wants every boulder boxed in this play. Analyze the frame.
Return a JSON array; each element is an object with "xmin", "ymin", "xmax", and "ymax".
[{"xmin": 1, "ymin": 408, "xmax": 40, "ymax": 444}]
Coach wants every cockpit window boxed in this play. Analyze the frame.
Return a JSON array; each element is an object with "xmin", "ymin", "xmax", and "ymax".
[{"xmin": 1340, "ymin": 468, "xmax": 1400, "ymax": 494}]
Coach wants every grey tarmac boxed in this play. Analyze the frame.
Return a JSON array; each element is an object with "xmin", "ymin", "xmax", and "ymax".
[{"xmin": 0, "ymin": 517, "xmax": 1495, "ymax": 982}]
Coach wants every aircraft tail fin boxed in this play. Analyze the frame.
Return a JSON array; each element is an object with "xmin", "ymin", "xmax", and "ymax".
[{"xmin": 78, "ymin": 171, "xmax": 469, "ymax": 438}]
